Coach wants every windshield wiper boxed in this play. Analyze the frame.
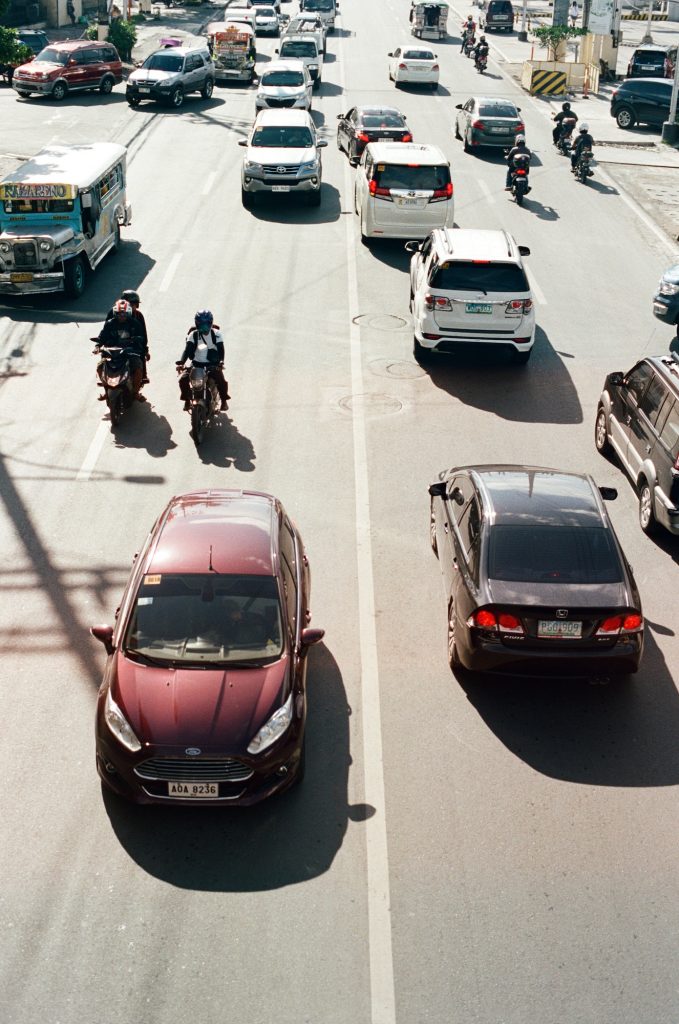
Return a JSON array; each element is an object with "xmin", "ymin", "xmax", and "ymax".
[{"xmin": 125, "ymin": 649, "xmax": 179, "ymax": 668}]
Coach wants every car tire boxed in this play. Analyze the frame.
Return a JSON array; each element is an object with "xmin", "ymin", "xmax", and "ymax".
[
  {"xmin": 638, "ymin": 477, "xmax": 658, "ymax": 536},
  {"xmin": 463, "ymin": 132, "xmax": 471, "ymax": 153},
  {"xmin": 64, "ymin": 255, "xmax": 86, "ymax": 298},
  {"xmin": 51, "ymin": 80, "xmax": 67, "ymax": 101},
  {"xmin": 454, "ymin": 120, "xmax": 462, "ymax": 140},
  {"xmin": 594, "ymin": 406, "xmax": 612, "ymax": 456},
  {"xmin": 169, "ymin": 86, "xmax": 184, "ymax": 108},
  {"xmin": 16, "ymin": 90, "xmax": 31, "ymax": 98},
  {"xmin": 447, "ymin": 601, "xmax": 462, "ymax": 671},
  {"xmin": 349, "ymin": 143, "xmax": 358, "ymax": 166},
  {"xmin": 99, "ymin": 75, "xmax": 114, "ymax": 95},
  {"xmin": 241, "ymin": 187, "xmax": 254, "ymax": 208},
  {"xmin": 127, "ymin": 96, "xmax": 140, "ymax": 107},
  {"xmin": 512, "ymin": 347, "xmax": 531, "ymax": 365},
  {"xmin": 111, "ymin": 220, "xmax": 121, "ymax": 254},
  {"xmin": 616, "ymin": 105, "xmax": 635, "ymax": 130},
  {"xmin": 413, "ymin": 337, "xmax": 431, "ymax": 363},
  {"xmin": 201, "ymin": 77, "xmax": 214, "ymax": 99}
]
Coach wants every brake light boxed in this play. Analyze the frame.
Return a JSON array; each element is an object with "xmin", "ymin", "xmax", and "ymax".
[
  {"xmin": 598, "ymin": 615, "xmax": 622, "ymax": 633},
  {"xmin": 674, "ymin": 453, "xmax": 679, "ymax": 471},
  {"xmin": 622, "ymin": 614, "xmax": 643, "ymax": 631},
  {"xmin": 402, "ymin": 133, "xmax": 413, "ymax": 142},
  {"xmin": 472, "ymin": 120, "xmax": 485, "ymax": 131},
  {"xmin": 516, "ymin": 123, "xmax": 525, "ymax": 133},
  {"xmin": 357, "ymin": 132, "xmax": 370, "ymax": 143},
  {"xmin": 407, "ymin": 163, "xmax": 420, "ymax": 168},
  {"xmin": 399, "ymin": 62, "xmax": 408, "ymax": 69},
  {"xmin": 515, "ymin": 169, "xmax": 527, "ymax": 176},
  {"xmin": 368, "ymin": 180, "xmax": 391, "ymax": 198},
  {"xmin": 597, "ymin": 613, "xmax": 643, "ymax": 635},
  {"xmin": 505, "ymin": 298, "xmax": 532, "ymax": 315},
  {"xmin": 432, "ymin": 64, "xmax": 439, "ymax": 71},
  {"xmin": 424, "ymin": 293, "xmax": 453, "ymax": 310},
  {"xmin": 498, "ymin": 613, "xmax": 524, "ymax": 633},
  {"xmin": 431, "ymin": 182, "xmax": 453, "ymax": 201},
  {"xmin": 472, "ymin": 259, "xmax": 490, "ymax": 264},
  {"xmin": 473, "ymin": 609, "xmax": 496, "ymax": 628}
]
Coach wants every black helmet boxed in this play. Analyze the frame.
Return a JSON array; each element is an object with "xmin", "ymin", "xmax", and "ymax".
[
  {"xmin": 121, "ymin": 289, "xmax": 140, "ymax": 306},
  {"xmin": 480, "ymin": 34, "xmax": 486, "ymax": 42},
  {"xmin": 562, "ymin": 101, "xmax": 571, "ymax": 112},
  {"xmin": 195, "ymin": 309, "xmax": 214, "ymax": 330}
]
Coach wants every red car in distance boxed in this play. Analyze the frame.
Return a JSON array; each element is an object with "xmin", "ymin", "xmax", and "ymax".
[{"xmin": 92, "ymin": 489, "xmax": 324, "ymax": 806}]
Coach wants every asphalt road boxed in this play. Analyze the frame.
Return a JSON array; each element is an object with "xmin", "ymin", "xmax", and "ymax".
[{"xmin": 2, "ymin": 1, "xmax": 679, "ymax": 1023}]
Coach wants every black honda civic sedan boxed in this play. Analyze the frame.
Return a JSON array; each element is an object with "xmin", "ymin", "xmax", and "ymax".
[{"xmin": 428, "ymin": 465, "xmax": 644, "ymax": 678}]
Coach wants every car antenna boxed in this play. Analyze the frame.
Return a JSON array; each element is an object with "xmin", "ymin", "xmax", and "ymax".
[{"xmin": 208, "ymin": 545, "xmax": 217, "ymax": 573}]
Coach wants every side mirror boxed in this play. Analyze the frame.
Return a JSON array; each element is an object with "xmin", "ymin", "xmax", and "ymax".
[
  {"xmin": 300, "ymin": 627, "xmax": 325, "ymax": 654},
  {"xmin": 517, "ymin": 106, "xmax": 521, "ymax": 112},
  {"xmin": 608, "ymin": 371, "xmax": 624, "ymax": 386},
  {"xmin": 91, "ymin": 624, "xmax": 115, "ymax": 655},
  {"xmin": 404, "ymin": 240, "xmax": 421, "ymax": 253},
  {"xmin": 518, "ymin": 245, "xmax": 530, "ymax": 256},
  {"xmin": 238, "ymin": 138, "xmax": 247, "ymax": 146},
  {"xmin": 455, "ymin": 103, "xmax": 463, "ymax": 109},
  {"xmin": 428, "ymin": 481, "xmax": 446, "ymax": 497},
  {"xmin": 274, "ymin": 48, "xmax": 279, "ymax": 53},
  {"xmin": 336, "ymin": 113, "xmax": 343, "ymax": 119},
  {"xmin": 387, "ymin": 51, "xmax": 394, "ymax": 57},
  {"xmin": 317, "ymin": 139, "xmax": 328, "ymax": 148},
  {"xmin": 68, "ymin": 57, "xmax": 77, "ymax": 65},
  {"xmin": 599, "ymin": 486, "xmax": 618, "ymax": 501}
]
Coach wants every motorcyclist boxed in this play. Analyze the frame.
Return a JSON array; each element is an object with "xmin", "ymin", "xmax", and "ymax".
[
  {"xmin": 104, "ymin": 289, "xmax": 150, "ymax": 383},
  {"xmin": 571, "ymin": 122, "xmax": 594, "ymax": 172},
  {"xmin": 96, "ymin": 299, "xmax": 146, "ymax": 401},
  {"xmin": 552, "ymin": 101, "xmax": 578, "ymax": 146},
  {"xmin": 473, "ymin": 35, "xmax": 489, "ymax": 69},
  {"xmin": 505, "ymin": 134, "xmax": 531, "ymax": 190},
  {"xmin": 460, "ymin": 15, "xmax": 476, "ymax": 53},
  {"xmin": 176, "ymin": 310, "xmax": 229, "ymax": 412}
]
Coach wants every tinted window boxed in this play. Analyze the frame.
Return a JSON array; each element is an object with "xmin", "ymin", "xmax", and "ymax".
[
  {"xmin": 489, "ymin": 1, "xmax": 513, "ymax": 11},
  {"xmin": 488, "ymin": 525, "xmax": 623, "ymax": 584},
  {"xmin": 123, "ymin": 574, "xmax": 284, "ymax": 665},
  {"xmin": 623, "ymin": 361, "xmax": 653, "ymax": 403},
  {"xmin": 303, "ymin": 0, "xmax": 333, "ymax": 9},
  {"xmin": 659, "ymin": 399, "xmax": 679, "ymax": 456},
  {"xmin": 633, "ymin": 52, "xmax": 664, "ymax": 67},
  {"xmin": 638, "ymin": 373, "xmax": 668, "ymax": 424},
  {"xmin": 361, "ymin": 114, "xmax": 405, "ymax": 128},
  {"xmin": 431, "ymin": 261, "xmax": 529, "ymax": 293},
  {"xmin": 374, "ymin": 163, "xmax": 450, "ymax": 190},
  {"xmin": 36, "ymin": 47, "xmax": 68, "ymax": 64},
  {"xmin": 403, "ymin": 50, "xmax": 435, "ymax": 59},
  {"xmin": 103, "ymin": 47, "xmax": 118, "ymax": 61},
  {"xmin": 478, "ymin": 102, "xmax": 519, "ymax": 118},
  {"xmin": 458, "ymin": 498, "xmax": 481, "ymax": 558},
  {"xmin": 280, "ymin": 41, "xmax": 317, "ymax": 57},
  {"xmin": 251, "ymin": 125, "xmax": 313, "ymax": 147},
  {"xmin": 624, "ymin": 81, "xmax": 654, "ymax": 96},
  {"xmin": 262, "ymin": 70, "xmax": 304, "ymax": 85},
  {"xmin": 145, "ymin": 53, "xmax": 183, "ymax": 71}
]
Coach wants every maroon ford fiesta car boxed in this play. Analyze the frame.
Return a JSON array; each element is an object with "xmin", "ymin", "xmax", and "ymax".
[{"xmin": 92, "ymin": 489, "xmax": 324, "ymax": 805}]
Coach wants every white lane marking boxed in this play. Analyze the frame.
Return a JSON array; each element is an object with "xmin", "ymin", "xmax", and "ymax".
[
  {"xmin": 478, "ymin": 177, "xmax": 496, "ymax": 206},
  {"xmin": 159, "ymin": 252, "xmax": 182, "ymax": 293},
  {"xmin": 338, "ymin": 36, "xmax": 397, "ymax": 1024},
  {"xmin": 526, "ymin": 267, "xmax": 547, "ymax": 305},
  {"xmin": 76, "ymin": 421, "xmax": 109, "ymax": 482},
  {"xmin": 202, "ymin": 171, "xmax": 217, "ymax": 196}
]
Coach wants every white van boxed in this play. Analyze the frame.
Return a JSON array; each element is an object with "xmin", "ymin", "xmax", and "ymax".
[
  {"xmin": 299, "ymin": 0, "xmax": 337, "ymax": 33},
  {"xmin": 354, "ymin": 142, "xmax": 454, "ymax": 242}
]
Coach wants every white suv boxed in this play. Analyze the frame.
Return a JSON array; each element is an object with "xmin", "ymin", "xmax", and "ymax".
[
  {"xmin": 408, "ymin": 228, "xmax": 535, "ymax": 364},
  {"xmin": 238, "ymin": 108, "xmax": 326, "ymax": 206},
  {"xmin": 255, "ymin": 59, "xmax": 313, "ymax": 111}
]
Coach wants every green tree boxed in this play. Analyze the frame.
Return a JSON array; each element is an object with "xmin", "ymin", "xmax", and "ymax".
[
  {"xmin": 0, "ymin": 27, "xmax": 33, "ymax": 69},
  {"xmin": 532, "ymin": 24, "xmax": 586, "ymax": 61},
  {"xmin": 108, "ymin": 18, "xmax": 137, "ymax": 61}
]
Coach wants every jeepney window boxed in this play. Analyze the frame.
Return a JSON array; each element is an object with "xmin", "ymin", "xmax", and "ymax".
[
  {"xmin": 2, "ymin": 197, "xmax": 75, "ymax": 214},
  {"xmin": 97, "ymin": 164, "xmax": 123, "ymax": 208}
]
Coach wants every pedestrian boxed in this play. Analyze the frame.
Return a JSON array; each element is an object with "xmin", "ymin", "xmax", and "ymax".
[
  {"xmin": 569, "ymin": 1, "xmax": 578, "ymax": 27},
  {"xmin": 66, "ymin": 0, "xmax": 76, "ymax": 24}
]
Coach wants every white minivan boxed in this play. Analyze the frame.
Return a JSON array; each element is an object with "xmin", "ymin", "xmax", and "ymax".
[{"xmin": 354, "ymin": 142, "xmax": 454, "ymax": 242}]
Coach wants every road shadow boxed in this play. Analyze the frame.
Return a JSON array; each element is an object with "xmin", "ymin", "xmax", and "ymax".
[
  {"xmin": 112, "ymin": 400, "xmax": 177, "ymax": 459},
  {"xmin": 360, "ymin": 237, "xmax": 412, "ymax": 273},
  {"xmin": 424, "ymin": 326, "xmax": 583, "ymax": 424},
  {"xmin": 457, "ymin": 629, "xmax": 679, "ymax": 786},
  {"xmin": 102, "ymin": 642, "xmax": 354, "ymax": 891},
  {"xmin": 316, "ymin": 79, "xmax": 342, "ymax": 97},
  {"xmin": 14, "ymin": 89, "xmax": 127, "ymax": 107},
  {"xmin": 194, "ymin": 412, "xmax": 257, "ymax": 470},
  {"xmin": 247, "ymin": 182, "xmax": 341, "ymax": 224},
  {"xmin": 580, "ymin": 177, "xmax": 618, "ymax": 195},
  {"xmin": 521, "ymin": 196, "xmax": 559, "ymax": 220}
]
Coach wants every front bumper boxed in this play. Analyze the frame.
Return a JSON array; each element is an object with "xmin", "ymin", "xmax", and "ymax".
[
  {"xmin": 12, "ymin": 77, "xmax": 54, "ymax": 94},
  {"xmin": 242, "ymin": 172, "xmax": 321, "ymax": 193},
  {"xmin": 652, "ymin": 295, "xmax": 679, "ymax": 325},
  {"xmin": 255, "ymin": 95, "xmax": 310, "ymax": 110},
  {"xmin": 0, "ymin": 270, "xmax": 64, "ymax": 295},
  {"xmin": 126, "ymin": 82, "xmax": 175, "ymax": 103}
]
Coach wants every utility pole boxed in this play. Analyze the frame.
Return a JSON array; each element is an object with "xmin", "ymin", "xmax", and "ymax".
[
  {"xmin": 518, "ymin": 0, "xmax": 528, "ymax": 41},
  {"xmin": 640, "ymin": 0, "xmax": 654, "ymax": 45},
  {"xmin": 661, "ymin": 51, "xmax": 679, "ymax": 144}
]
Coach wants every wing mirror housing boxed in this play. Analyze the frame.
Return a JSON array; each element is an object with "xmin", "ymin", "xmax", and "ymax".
[
  {"xmin": 404, "ymin": 239, "xmax": 421, "ymax": 253},
  {"xmin": 518, "ymin": 245, "xmax": 531, "ymax": 256},
  {"xmin": 238, "ymin": 138, "xmax": 247, "ymax": 146},
  {"xmin": 387, "ymin": 51, "xmax": 394, "ymax": 57},
  {"xmin": 428, "ymin": 481, "xmax": 446, "ymax": 498},
  {"xmin": 599, "ymin": 486, "xmax": 618, "ymax": 501},
  {"xmin": 608, "ymin": 371, "xmax": 624, "ymax": 386},
  {"xmin": 317, "ymin": 139, "xmax": 328, "ymax": 147},
  {"xmin": 91, "ymin": 625, "xmax": 115, "ymax": 655},
  {"xmin": 300, "ymin": 627, "xmax": 325, "ymax": 657},
  {"xmin": 455, "ymin": 102, "xmax": 463, "ymax": 109}
]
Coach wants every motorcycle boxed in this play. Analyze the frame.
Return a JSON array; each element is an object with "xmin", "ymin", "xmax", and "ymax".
[
  {"xmin": 463, "ymin": 34, "xmax": 476, "ymax": 57},
  {"xmin": 555, "ymin": 117, "xmax": 577, "ymax": 155},
  {"xmin": 93, "ymin": 342, "xmax": 135, "ymax": 427},
  {"xmin": 179, "ymin": 360, "xmax": 223, "ymax": 446},
  {"xmin": 509, "ymin": 158, "xmax": 530, "ymax": 205},
  {"xmin": 573, "ymin": 148, "xmax": 594, "ymax": 184},
  {"xmin": 475, "ymin": 51, "xmax": 488, "ymax": 73}
]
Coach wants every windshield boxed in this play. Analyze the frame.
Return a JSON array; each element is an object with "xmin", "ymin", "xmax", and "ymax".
[
  {"xmin": 256, "ymin": 6, "xmax": 277, "ymax": 13},
  {"xmin": 35, "ymin": 47, "xmax": 68, "ymax": 64},
  {"xmin": 124, "ymin": 573, "xmax": 284, "ymax": 666},
  {"xmin": 280, "ymin": 41, "xmax": 317, "ymax": 57},
  {"xmin": 431, "ymin": 260, "xmax": 528, "ymax": 292},
  {"xmin": 478, "ymin": 102, "xmax": 519, "ymax": 118},
  {"xmin": 251, "ymin": 125, "xmax": 314, "ymax": 147},
  {"xmin": 262, "ymin": 70, "xmax": 304, "ymax": 86},
  {"xmin": 303, "ymin": 0, "xmax": 333, "ymax": 10},
  {"xmin": 374, "ymin": 163, "xmax": 450, "ymax": 191},
  {"xmin": 488, "ymin": 525, "xmax": 623, "ymax": 584},
  {"xmin": 2, "ymin": 197, "xmax": 75, "ymax": 214},
  {"xmin": 144, "ymin": 53, "xmax": 183, "ymax": 72}
]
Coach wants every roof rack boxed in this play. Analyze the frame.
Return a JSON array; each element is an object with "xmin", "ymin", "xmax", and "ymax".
[{"xmin": 502, "ymin": 229, "xmax": 512, "ymax": 258}]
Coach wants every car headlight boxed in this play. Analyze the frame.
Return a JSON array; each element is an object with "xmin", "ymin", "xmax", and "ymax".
[
  {"xmin": 247, "ymin": 692, "xmax": 293, "ymax": 755},
  {"xmin": 39, "ymin": 240, "xmax": 52, "ymax": 252},
  {"xmin": 299, "ymin": 159, "xmax": 318, "ymax": 172},
  {"xmin": 104, "ymin": 688, "xmax": 141, "ymax": 752},
  {"xmin": 659, "ymin": 280, "xmax": 679, "ymax": 296},
  {"xmin": 0, "ymin": 242, "xmax": 10, "ymax": 254},
  {"xmin": 245, "ymin": 160, "xmax": 263, "ymax": 172}
]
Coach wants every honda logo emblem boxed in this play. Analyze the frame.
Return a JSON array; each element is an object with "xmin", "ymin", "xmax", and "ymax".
[{"xmin": 556, "ymin": 609, "xmax": 568, "ymax": 619}]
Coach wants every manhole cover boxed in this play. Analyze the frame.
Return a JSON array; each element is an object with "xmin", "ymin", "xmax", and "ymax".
[
  {"xmin": 369, "ymin": 359, "xmax": 428, "ymax": 380},
  {"xmin": 352, "ymin": 314, "xmax": 409, "ymax": 331},
  {"xmin": 337, "ymin": 393, "xmax": 403, "ymax": 416}
]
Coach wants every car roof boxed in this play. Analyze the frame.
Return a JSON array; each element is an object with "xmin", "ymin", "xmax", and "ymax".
[
  {"xmin": 356, "ymin": 105, "xmax": 404, "ymax": 116},
  {"xmin": 281, "ymin": 34, "xmax": 319, "ymax": 42},
  {"xmin": 432, "ymin": 227, "xmax": 522, "ymax": 262},
  {"xmin": 646, "ymin": 355, "xmax": 679, "ymax": 394},
  {"xmin": 365, "ymin": 142, "xmax": 446, "ymax": 163},
  {"xmin": 263, "ymin": 59, "xmax": 306, "ymax": 71},
  {"xmin": 41, "ymin": 40, "xmax": 103, "ymax": 51},
  {"xmin": 399, "ymin": 43, "xmax": 436, "ymax": 50},
  {"xmin": 147, "ymin": 490, "xmax": 278, "ymax": 577},
  {"xmin": 152, "ymin": 44, "xmax": 209, "ymax": 55},
  {"xmin": 469, "ymin": 467, "xmax": 606, "ymax": 528},
  {"xmin": 472, "ymin": 95, "xmax": 519, "ymax": 108},
  {"xmin": 621, "ymin": 76, "xmax": 672, "ymax": 87},
  {"xmin": 253, "ymin": 107, "xmax": 313, "ymax": 124}
]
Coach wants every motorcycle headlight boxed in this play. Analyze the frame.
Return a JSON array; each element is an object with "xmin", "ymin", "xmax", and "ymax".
[
  {"xmin": 659, "ymin": 280, "xmax": 679, "ymax": 297},
  {"xmin": 245, "ymin": 160, "xmax": 263, "ymax": 172},
  {"xmin": 104, "ymin": 688, "xmax": 141, "ymax": 753},
  {"xmin": 247, "ymin": 692, "xmax": 293, "ymax": 755}
]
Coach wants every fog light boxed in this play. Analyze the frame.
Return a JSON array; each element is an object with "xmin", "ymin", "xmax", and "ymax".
[
  {"xmin": 276, "ymin": 765, "xmax": 289, "ymax": 777},
  {"xmin": 244, "ymin": 177, "xmax": 251, "ymax": 184}
]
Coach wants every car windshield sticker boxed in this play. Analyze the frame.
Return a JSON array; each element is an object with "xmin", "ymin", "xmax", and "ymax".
[
  {"xmin": 138, "ymin": 597, "xmax": 153, "ymax": 606},
  {"xmin": 377, "ymin": 164, "xmax": 385, "ymax": 171},
  {"xmin": 143, "ymin": 574, "xmax": 162, "ymax": 585}
]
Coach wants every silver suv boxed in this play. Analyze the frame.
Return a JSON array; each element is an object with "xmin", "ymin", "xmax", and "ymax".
[
  {"xmin": 238, "ymin": 108, "xmax": 327, "ymax": 207},
  {"xmin": 126, "ymin": 44, "xmax": 215, "ymax": 109}
]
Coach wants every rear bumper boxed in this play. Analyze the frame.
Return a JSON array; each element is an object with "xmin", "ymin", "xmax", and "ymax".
[
  {"xmin": 461, "ymin": 634, "xmax": 643, "ymax": 676},
  {"xmin": 652, "ymin": 295, "xmax": 679, "ymax": 325},
  {"xmin": 414, "ymin": 312, "xmax": 535, "ymax": 349}
]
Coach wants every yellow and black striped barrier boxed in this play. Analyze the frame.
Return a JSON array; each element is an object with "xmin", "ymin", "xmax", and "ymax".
[
  {"xmin": 530, "ymin": 68, "xmax": 567, "ymax": 95},
  {"xmin": 622, "ymin": 10, "xmax": 668, "ymax": 17}
]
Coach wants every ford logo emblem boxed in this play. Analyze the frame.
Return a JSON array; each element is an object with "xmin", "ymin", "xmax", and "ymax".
[{"xmin": 185, "ymin": 747, "xmax": 201, "ymax": 756}]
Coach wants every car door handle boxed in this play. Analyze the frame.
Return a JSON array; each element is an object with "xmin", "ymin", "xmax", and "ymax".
[{"xmin": 443, "ymin": 523, "xmax": 449, "ymax": 532}]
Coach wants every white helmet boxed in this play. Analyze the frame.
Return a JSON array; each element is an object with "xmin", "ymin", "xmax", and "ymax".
[
  {"xmin": 515, "ymin": 134, "xmax": 526, "ymax": 144},
  {"xmin": 579, "ymin": 122, "xmax": 589, "ymax": 132}
]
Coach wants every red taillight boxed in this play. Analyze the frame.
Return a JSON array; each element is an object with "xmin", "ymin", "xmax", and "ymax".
[
  {"xmin": 368, "ymin": 180, "xmax": 391, "ymax": 197},
  {"xmin": 516, "ymin": 123, "xmax": 525, "ymax": 133},
  {"xmin": 597, "ymin": 613, "xmax": 643, "ymax": 635},
  {"xmin": 515, "ymin": 169, "xmax": 527, "ymax": 176},
  {"xmin": 523, "ymin": 298, "xmax": 533, "ymax": 313},
  {"xmin": 357, "ymin": 132, "xmax": 370, "ymax": 143},
  {"xmin": 402, "ymin": 133, "xmax": 413, "ymax": 142},
  {"xmin": 424, "ymin": 293, "xmax": 452, "ymax": 310},
  {"xmin": 623, "ymin": 614, "xmax": 643, "ymax": 631},
  {"xmin": 673, "ymin": 453, "xmax": 679, "ymax": 471},
  {"xmin": 472, "ymin": 120, "xmax": 485, "ymax": 131},
  {"xmin": 407, "ymin": 163, "xmax": 420, "ymax": 168},
  {"xmin": 432, "ymin": 63, "xmax": 439, "ymax": 71},
  {"xmin": 599, "ymin": 615, "xmax": 623, "ymax": 633},
  {"xmin": 431, "ymin": 182, "xmax": 453, "ymax": 199},
  {"xmin": 505, "ymin": 298, "xmax": 532, "ymax": 315},
  {"xmin": 498, "ymin": 613, "xmax": 523, "ymax": 632},
  {"xmin": 398, "ymin": 62, "xmax": 408, "ymax": 69},
  {"xmin": 473, "ymin": 609, "xmax": 497, "ymax": 629}
]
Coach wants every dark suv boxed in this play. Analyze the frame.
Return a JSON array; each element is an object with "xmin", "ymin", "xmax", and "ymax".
[
  {"xmin": 653, "ymin": 264, "xmax": 679, "ymax": 328},
  {"xmin": 595, "ymin": 356, "xmax": 679, "ymax": 536},
  {"xmin": 482, "ymin": 0, "xmax": 514, "ymax": 32},
  {"xmin": 626, "ymin": 45, "xmax": 675, "ymax": 78},
  {"xmin": 610, "ymin": 78, "xmax": 672, "ymax": 130}
]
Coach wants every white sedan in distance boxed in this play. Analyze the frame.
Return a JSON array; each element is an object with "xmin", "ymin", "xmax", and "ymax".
[{"xmin": 388, "ymin": 45, "xmax": 440, "ymax": 89}]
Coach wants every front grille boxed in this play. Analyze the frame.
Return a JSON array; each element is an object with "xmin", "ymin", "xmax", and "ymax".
[
  {"xmin": 262, "ymin": 163, "xmax": 299, "ymax": 174},
  {"xmin": 265, "ymin": 97, "xmax": 295, "ymax": 108},
  {"xmin": 14, "ymin": 241, "xmax": 38, "ymax": 269},
  {"xmin": 135, "ymin": 757, "xmax": 253, "ymax": 782}
]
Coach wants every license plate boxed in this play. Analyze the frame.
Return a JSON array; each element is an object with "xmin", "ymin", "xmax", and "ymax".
[
  {"xmin": 168, "ymin": 781, "xmax": 219, "ymax": 797},
  {"xmin": 138, "ymin": 86, "xmax": 150, "ymax": 94},
  {"xmin": 490, "ymin": 126, "xmax": 507, "ymax": 133},
  {"xmin": 465, "ymin": 302, "xmax": 492, "ymax": 314},
  {"xmin": 272, "ymin": 185, "xmax": 290, "ymax": 192},
  {"xmin": 397, "ymin": 197, "xmax": 422, "ymax": 207},
  {"xmin": 538, "ymin": 620, "xmax": 583, "ymax": 638},
  {"xmin": 10, "ymin": 272, "xmax": 33, "ymax": 283}
]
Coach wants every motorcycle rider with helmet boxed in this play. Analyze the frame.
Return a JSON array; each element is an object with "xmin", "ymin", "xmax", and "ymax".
[
  {"xmin": 96, "ymin": 299, "xmax": 146, "ymax": 401},
  {"xmin": 473, "ymin": 35, "xmax": 489, "ymax": 70},
  {"xmin": 552, "ymin": 101, "xmax": 578, "ymax": 146},
  {"xmin": 571, "ymin": 122, "xmax": 594, "ymax": 173},
  {"xmin": 461, "ymin": 14, "xmax": 476, "ymax": 52},
  {"xmin": 176, "ymin": 310, "xmax": 230, "ymax": 412},
  {"xmin": 104, "ymin": 289, "xmax": 150, "ymax": 383},
  {"xmin": 505, "ymin": 134, "xmax": 531, "ymax": 190}
]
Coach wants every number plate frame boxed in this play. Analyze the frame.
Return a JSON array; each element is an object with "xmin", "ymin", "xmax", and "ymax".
[
  {"xmin": 168, "ymin": 781, "xmax": 219, "ymax": 798},
  {"xmin": 465, "ymin": 302, "xmax": 493, "ymax": 314},
  {"xmin": 271, "ymin": 185, "xmax": 291, "ymax": 192},
  {"xmin": 537, "ymin": 620, "xmax": 583, "ymax": 639},
  {"xmin": 10, "ymin": 272, "xmax": 34, "ymax": 283}
]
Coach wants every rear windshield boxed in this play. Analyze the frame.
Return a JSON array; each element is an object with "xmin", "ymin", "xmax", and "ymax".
[
  {"xmin": 145, "ymin": 53, "xmax": 183, "ymax": 71},
  {"xmin": 634, "ymin": 51, "xmax": 664, "ymax": 65},
  {"xmin": 251, "ymin": 125, "xmax": 314, "ymax": 147},
  {"xmin": 36, "ymin": 47, "xmax": 68, "ymax": 64},
  {"xmin": 431, "ymin": 260, "xmax": 529, "ymax": 292},
  {"xmin": 404, "ymin": 49, "xmax": 435, "ymax": 59},
  {"xmin": 263, "ymin": 70, "xmax": 304, "ymax": 85},
  {"xmin": 374, "ymin": 163, "xmax": 450, "ymax": 190},
  {"xmin": 257, "ymin": 6, "xmax": 277, "ymax": 13},
  {"xmin": 489, "ymin": 2, "xmax": 513, "ymax": 12},
  {"xmin": 488, "ymin": 525, "xmax": 623, "ymax": 584},
  {"xmin": 362, "ymin": 114, "xmax": 405, "ymax": 128},
  {"xmin": 280, "ymin": 41, "xmax": 317, "ymax": 57},
  {"xmin": 478, "ymin": 102, "xmax": 519, "ymax": 118}
]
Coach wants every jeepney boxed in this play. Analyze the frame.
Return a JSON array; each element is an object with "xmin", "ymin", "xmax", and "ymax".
[
  {"xmin": 208, "ymin": 22, "xmax": 256, "ymax": 83},
  {"xmin": 0, "ymin": 143, "xmax": 132, "ymax": 298},
  {"xmin": 410, "ymin": 1, "xmax": 449, "ymax": 39}
]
